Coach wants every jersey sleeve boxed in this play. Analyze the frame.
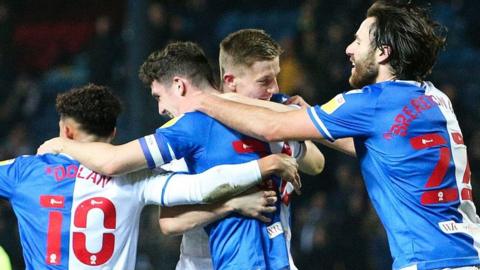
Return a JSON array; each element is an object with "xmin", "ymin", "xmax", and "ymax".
[
  {"xmin": 138, "ymin": 113, "xmax": 209, "ymax": 169},
  {"xmin": 0, "ymin": 158, "xmax": 19, "ymax": 199},
  {"xmin": 139, "ymin": 160, "xmax": 262, "ymax": 206},
  {"xmin": 307, "ymin": 88, "xmax": 378, "ymax": 141}
]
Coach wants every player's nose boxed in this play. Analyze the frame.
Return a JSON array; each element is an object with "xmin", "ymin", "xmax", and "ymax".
[
  {"xmin": 268, "ymin": 80, "xmax": 280, "ymax": 94},
  {"xmin": 346, "ymin": 42, "xmax": 355, "ymax": 56},
  {"xmin": 158, "ymin": 105, "xmax": 168, "ymax": 116}
]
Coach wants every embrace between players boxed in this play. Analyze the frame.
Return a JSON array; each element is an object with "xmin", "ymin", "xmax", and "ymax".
[{"xmin": 2, "ymin": 1, "xmax": 480, "ymax": 270}]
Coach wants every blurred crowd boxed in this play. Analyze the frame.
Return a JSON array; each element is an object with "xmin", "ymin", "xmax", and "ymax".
[{"xmin": 0, "ymin": 0, "xmax": 479, "ymax": 269}]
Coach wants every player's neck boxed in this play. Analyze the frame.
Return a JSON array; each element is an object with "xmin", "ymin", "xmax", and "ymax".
[
  {"xmin": 376, "ymin": 66, "xmax": 396, "ymax": 83},
  {"xmin": 74, "ymin": 132, "xmax": 112, "ymax": 144},
  {"xmin": 201, "ymin": 85, "xmax": 220, "ymax": 95},
  {"xmin": 187, "ymin": 86, "xmax": 220, "ymax": 98}
]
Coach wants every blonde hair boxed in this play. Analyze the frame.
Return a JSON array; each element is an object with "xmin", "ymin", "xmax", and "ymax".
[{"xmin": 219, "ymin": 29, "xmax": 283, "ymax": 79}]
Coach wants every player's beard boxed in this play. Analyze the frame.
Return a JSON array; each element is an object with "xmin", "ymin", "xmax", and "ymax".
[{"xmin": 349, "ymin": 49, "xmax": 378, "ymax": 89}]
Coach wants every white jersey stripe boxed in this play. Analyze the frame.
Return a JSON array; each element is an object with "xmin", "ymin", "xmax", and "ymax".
[
  {"xmin": 168, "ymin": 143, "xmax": 177, "ymax": 160},
  {"xmin": 424, "ymin": 82, "xmax": 480, "ymax": 257},
  {"xmin": 308, "ymin": 107, "xmax": 334, "ymax": 141},
  {"xmin": 145, "ymin": 135, "xmax": 165, "ymax": 167}
]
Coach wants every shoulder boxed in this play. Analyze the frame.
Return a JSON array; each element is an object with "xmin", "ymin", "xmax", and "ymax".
[
  {"xmin": 346, "ymin": 84, "xmax": 384, "ymax": 97},
  {"xmin": 0, "ymin": 154, "xmax": 77, "ymax": 180},
  {"xmin": 0, "ymin": 155, "xmax": 38, "ymax": 168},
  {"xmin": 341, "ymin": 84, "xmax": 385, "ymax": 105},
  {"xmin": 34, "ymin": 153, "xmax": 77, "ymax": 165},
  {"xmin": 158, "ymin": 112, "xmax": 213, "ymax": 131}
]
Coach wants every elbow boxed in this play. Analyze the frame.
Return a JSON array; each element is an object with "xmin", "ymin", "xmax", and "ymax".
[
  {"xmin": 300, "ymin": 160, "xmax": 324, "ymax": 176},
  {"xmin": 308, "ymin": 161, "xmax": 325, "ymax": 175},
  {"xmin": 311, "ymin": 152, "xmax": 325, "ymax": 175},
  {"xmin": 100, "ymin": 162, "xmax": 124, "ymax": 176},
  {"xmin": 314, "ymin": 162, "xmax": 325, "ymax": 175},
  {"xmin": 299, "ymin": 143, "xmax": 325, "ymax": 175}
]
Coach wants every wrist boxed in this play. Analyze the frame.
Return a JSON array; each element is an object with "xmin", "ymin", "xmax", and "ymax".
[
  {"xmin": 223, "ymin": 198, "xmax": 238, "ymax": 213},
  {"xmin": 258, "ymin": 155, "xmax": 279, "ymax": 180}
]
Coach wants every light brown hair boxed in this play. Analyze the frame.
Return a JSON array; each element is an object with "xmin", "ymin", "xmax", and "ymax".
[{"xmin": 219, "ymin": 29, "xmax": 283, "ymax": 78}]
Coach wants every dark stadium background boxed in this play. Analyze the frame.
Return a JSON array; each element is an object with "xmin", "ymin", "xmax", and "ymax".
[{"xmin": 0, "ymin": 0, "xmax": 479, "ymax": 269}]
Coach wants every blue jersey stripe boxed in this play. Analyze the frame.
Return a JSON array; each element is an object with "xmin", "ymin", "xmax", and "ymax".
[
  {"xmin": 160, "ymin": 173, "xmax": 176, "ymax": 206},
  {"xmin": 153, "ymin": 134, "xmax": 173, "ymax": 164},
  {"xmin": 160, "ymin": 172, "xmax": 188, "ymax": 206},
  {"xmin": 138, "ymin": 138, "xmax": 156, "ymax": 169}
]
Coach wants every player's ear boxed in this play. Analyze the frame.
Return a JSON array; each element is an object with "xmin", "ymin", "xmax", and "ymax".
[
  {"xmin": 107, "ymin": 127, "xmax": 116, "ymax": 142},
  {"xmin": 223, "ymin": 73, "xmax": 236, "ymax": 93},
  {"xmin": 64, "ymin": 124, "xmax": 75, "ymax": 140},
  {"xmin": 377, "ymin": 45, "xmax": 391, "ymax": 64},
  {"xmin": 173, "ymin": 77, "xmax": 187, "ymax": 97},
  {"xmin": 58, "ymin": 118, "xmax": 74, "ymax": 139}
]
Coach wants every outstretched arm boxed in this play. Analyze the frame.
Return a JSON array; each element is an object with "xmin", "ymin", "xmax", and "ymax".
[
  {"xmin": 208, "ymin": 93, "xmax": 356, "ymax": 157},
  {"xmin": 37, "ymin": 138, "xmax": 147, "ymax": 175},
  {"xmin": 156, "ymin": 153, "xmax": 298, "ymax": 235},
  {"xmin": 159, "ymin": 189, "xmax": 277, "ymax": 235},
  {"xmin": 150, "ymin": 153, "xmax": 299, "ymax": 206},
  {"xmin": 287, "ymin": 95, "xmax": 356, "ymax": 157},
  {"xmin": 179, "ymin": 92, "xmax": 319, "ymax": 142}
]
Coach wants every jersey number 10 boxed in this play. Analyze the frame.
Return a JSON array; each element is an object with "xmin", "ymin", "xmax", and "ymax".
[{"xmin": 40, "ymin": 196, "xmax": 116, "ymax": 266}]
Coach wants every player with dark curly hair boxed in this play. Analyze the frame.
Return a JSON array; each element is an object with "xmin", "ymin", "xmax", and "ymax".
[{"xmin": 1, "ymin": 84, "xmax": 297, "ymax": 269}]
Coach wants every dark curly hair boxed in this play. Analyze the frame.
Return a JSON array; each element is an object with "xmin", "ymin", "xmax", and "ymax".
[
  {"xmin": 56, "ymin": 84, "xmax": 122, "ymax": 137},
  {"xmin": 367, "ymin": 0, "xmax": 447, "ymax": 81},
  {"xmin": 138, "ymin": 41, "xmax": 216, "ymax": 89}
]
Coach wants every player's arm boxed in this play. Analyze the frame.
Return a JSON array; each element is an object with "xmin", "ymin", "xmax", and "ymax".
[
  {"xmin": 37, "ymin": 138, "xmax": 146, "ymax": 175},
  {"xmin": 319, "ymin": 138, "xmax": 356, "ymax": 157},
  {"xmin": 298, "ymin": 141, "xmax": 325, "ymax": 175},
  {"xmin": 159, "ymin": 189, "xmax": 276, "ymax": 235},
  {"xmin": 216, "ymin": 93, "xmax": 356, "ymax": 157},
  {"xmin": 0, "ymin": 158, "xmax": 18, "ymax": 199},
  {"xmin": 287, "ymin": 95, "xmax": 356, "ymax": 157},
  {"xmin": 196, "ymin": 92, "xmax": 318, "ymax": 142},
  {"xmin": 142, "ymin": 153, "xmax": 300, "ymax": 206},
  {"xmin": 216, "ymin": 93, "xmax": 356, "ymax": 156}
]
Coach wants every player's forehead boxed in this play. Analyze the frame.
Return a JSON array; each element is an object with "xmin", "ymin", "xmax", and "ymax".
[
  {"xmin": 356, "ymin": 17, "xmax": 375, "ymax": 41},
  {"xmin": 245, "ymin": 57, "xmax": 280, "ymax": 78}
]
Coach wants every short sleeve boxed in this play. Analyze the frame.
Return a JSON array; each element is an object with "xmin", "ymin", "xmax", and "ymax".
[
  {"xmin": 307, "ymin": 88, "xmax": 378, "ymax": 141},
  {"xmin": 0, "ymin": 158, "xmax": 18, "ymax": 199},
  {"xmin": 138, "ymin": 112, "xmax": 210, "ymax": 169}
]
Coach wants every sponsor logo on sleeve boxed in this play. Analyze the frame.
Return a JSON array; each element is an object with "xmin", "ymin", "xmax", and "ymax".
[
  {"xmin": 160, "ymin": 115, "xmax": 184, "ymax": 129},
  {"xmin": 320, "ymin": 94, "xmax": 345, "ymax": 114}
]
